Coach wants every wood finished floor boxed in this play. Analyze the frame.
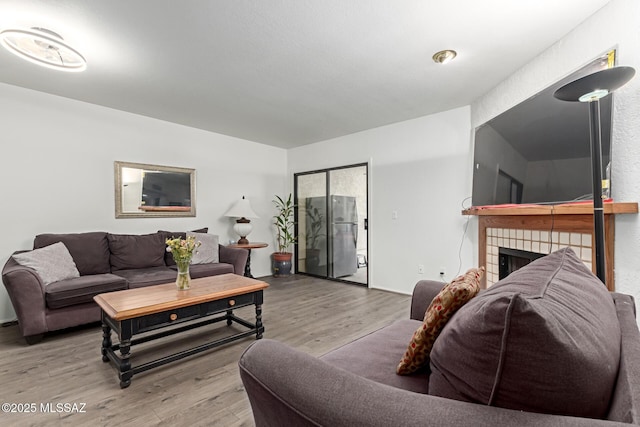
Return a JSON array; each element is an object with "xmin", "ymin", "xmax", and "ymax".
[{"xmin": 0, "ymin": 275, "xmax": 410, "ymax": 427}]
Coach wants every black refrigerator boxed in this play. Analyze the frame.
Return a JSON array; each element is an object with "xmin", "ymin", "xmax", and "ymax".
[{"xmin": 305, "ymin": 195, "xmax": 358, "ymax": 278}]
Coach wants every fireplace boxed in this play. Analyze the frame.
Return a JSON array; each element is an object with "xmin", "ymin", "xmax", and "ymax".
[
  {"xmin": 484, "ymin": 226, "xmax": 593, "ymax": 287},
  {"xmin": 462, "ymin": 202, "xmax": 639, "ymax": 291},
  {"xmin": 498, "ymin": 248, "xmax": 545, "ymax": 280}
]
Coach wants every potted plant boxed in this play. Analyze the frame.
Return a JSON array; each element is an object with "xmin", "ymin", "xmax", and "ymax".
[{"xmin": 272, "ymin": 194, "xmax": 297, "ymax": 277}]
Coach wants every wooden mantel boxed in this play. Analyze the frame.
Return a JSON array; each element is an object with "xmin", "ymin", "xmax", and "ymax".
[
  {"xmin": 462, "ymin": 202, "xmax": 638, "ymax": 217},
  {"xmin": 462, "ymin": 202, "xmax": 638, "ymax": 291}
]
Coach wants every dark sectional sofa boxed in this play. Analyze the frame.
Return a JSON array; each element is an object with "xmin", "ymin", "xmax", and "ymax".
[{"xmin": 2, "ymin": 230, "xmax": 248, "ymax": 344}]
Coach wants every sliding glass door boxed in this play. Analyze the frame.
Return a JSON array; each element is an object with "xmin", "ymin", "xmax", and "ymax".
[
  {"xmin": 295, "ymin": 163, "xmax": 368, "ymax": 286},
  {"xmin": 296, "ymin": 172, "xmax": 329, "ymax": 277}
]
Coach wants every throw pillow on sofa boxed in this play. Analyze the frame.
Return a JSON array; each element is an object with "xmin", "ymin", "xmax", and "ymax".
[
  {"xmin": 396, "ymin": 267, "xmax": 483, "ymax": 375},
  {"xmin": 34, "ymin": 232, "xmax": 111, "ymax": 275},
  {"xmin": 187, "ymin": 232, "xmax": 219, "ymax": 264},
  {"xmin": 428, "ymin": 248, "xmax": 621, "ymax": 419},
  {"xmin": 13, "ymin": 242, "xmax": 80, "ymax": 286},
  {"xmin": 159, "ymin": 228, "xmax": 208, "ymax": 266},
  {"xmin": 158, "ymin": 227, "xmax": 209, "ymax": 239}
]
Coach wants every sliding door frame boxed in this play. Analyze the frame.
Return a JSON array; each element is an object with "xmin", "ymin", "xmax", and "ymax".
[{"xmin": 293, "ymin": 162, "xmax": 369, "ymax": 287}]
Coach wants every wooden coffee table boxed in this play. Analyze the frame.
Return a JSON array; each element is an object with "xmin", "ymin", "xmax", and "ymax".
[{"xmin": 94, "ymin": 273, "xmax": 268, "ymax": 388}]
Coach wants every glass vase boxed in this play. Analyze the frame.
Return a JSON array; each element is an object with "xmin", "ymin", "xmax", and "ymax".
[{"xmin": 175, "ymin": 259, "xmax": 192, "ymax": 290}]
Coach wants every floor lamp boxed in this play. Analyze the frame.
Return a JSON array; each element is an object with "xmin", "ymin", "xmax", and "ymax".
[{"xmin": 554, "ymin": 66, "xmax": 635, "ymax": 285}]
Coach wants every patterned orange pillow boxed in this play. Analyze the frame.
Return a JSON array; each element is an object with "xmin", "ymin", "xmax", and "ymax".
[{"xmin": 396, "ymin": 267, "xmax": 484, "ymax": 375}]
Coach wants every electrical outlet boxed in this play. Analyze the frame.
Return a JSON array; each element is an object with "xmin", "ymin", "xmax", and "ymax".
[
  {"xmin": 392, "ymin": 210, "xmax": 398, "ymax": 220},
  {"xmin": 418, "ymin": 264, "xmax": 424, "ymax": 274}
]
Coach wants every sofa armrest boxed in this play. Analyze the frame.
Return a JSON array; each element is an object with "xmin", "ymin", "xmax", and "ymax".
[
  {"xmin": 1, "ymin": 254, "xmax": 48, "ymax": 337},
  {"xmin": 608, "ymin": 293, "xmax": 640, "ymax": 423},
  {"xmin": 239, "ymin": 339, "xmax": 628, "ymax": 427},
  {"xmin": 218, "ymin": 245, "xmax": 248, "ymax": 275},
  {"xmin": 410, "ymin": 280, "xmax": 444, "ymax": 320}
]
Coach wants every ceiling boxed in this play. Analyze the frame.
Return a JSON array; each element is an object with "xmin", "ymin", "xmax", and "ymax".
[{"xmin": 0, "ymin": 0, "xmax": 612, "ymax": 149}]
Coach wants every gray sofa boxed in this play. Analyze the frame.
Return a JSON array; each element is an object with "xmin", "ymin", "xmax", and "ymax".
[
  {"xmin": 239, "ymin": 249, "xmax": 640, "ymax": 426},
  {"xmin": 2, "ymin": 230, "xmax": 248, "ymax": 344}
]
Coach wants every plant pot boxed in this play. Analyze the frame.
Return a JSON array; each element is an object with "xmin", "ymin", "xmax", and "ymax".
[{"xmin": 273, "ymin": 252, "xmax": 293, "ymax": 277}]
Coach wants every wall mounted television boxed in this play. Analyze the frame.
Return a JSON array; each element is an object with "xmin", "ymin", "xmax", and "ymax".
[{"xmin": 471, "ymin": 53, "xmax": 614, "ymax": 207}]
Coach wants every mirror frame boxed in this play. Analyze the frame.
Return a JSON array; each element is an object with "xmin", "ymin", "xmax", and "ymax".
[{"xmin": 114, "ymin": 161, "xmax": 196, "ymax": 218}]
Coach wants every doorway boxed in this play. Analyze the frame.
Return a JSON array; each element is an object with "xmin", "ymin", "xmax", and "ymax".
[{"xmin": 294, "ymin": 163, "xmax": 368, "ymax": 286}]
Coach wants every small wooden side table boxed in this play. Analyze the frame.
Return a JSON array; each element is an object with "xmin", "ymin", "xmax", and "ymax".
[{"xmin": 227, "ymin": 242, "xmax": 268, "ymax": 278}]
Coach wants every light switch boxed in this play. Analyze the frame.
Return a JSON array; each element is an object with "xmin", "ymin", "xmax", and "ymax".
[{"xmin": 392, "ymin": 211, "xmax": 398, "ymax": 220}]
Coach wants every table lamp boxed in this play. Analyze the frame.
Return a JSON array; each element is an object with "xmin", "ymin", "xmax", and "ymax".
[{"xmin": 225, "ymin": 196, "xmax": 259, "ymax": 244}]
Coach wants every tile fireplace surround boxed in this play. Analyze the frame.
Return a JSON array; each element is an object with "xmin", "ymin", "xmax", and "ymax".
[{"xmin": 463, "ymin": 202, "xmax": 638, "ymax": 291}]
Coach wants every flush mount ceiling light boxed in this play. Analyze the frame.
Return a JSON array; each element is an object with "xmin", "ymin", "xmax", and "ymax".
[
  {"xmin": 432, "ymin": 49, "xmax": 457, "ymax": 65},
  {"xmin": 0, "ymin": 27, "xmax": 86, "ymax": 72}
]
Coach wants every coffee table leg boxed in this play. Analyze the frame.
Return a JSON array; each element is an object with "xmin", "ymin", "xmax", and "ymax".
[
  {"xmin": 118, "ymin": 321, "xmax": 133, "ymax": 388},
  {"xmin": 101, "ymin": 322, "xmax": 111, "ymax": 363},
  {"xmin": 255, "ymin": 304, "xmax": 263, "ymax": 339},
  {"xmin": 226, "ymin": 309, "xmax": 233, "ymax": 326},
  {"xmin": 118, "ymin": 337, "xmax": 132, "ymax": 388}
]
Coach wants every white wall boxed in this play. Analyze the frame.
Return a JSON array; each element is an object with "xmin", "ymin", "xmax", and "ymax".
[
  {"xmin": 288, "ymin": 106, "xmax": 475, "ymax": 295},
  {"xmin": 0, "ymin": 83, "xmax": 287, "ymax": 322},
  {"xmin": 471, "ymin": 0, "xmax": 640, "ymax": 302}
]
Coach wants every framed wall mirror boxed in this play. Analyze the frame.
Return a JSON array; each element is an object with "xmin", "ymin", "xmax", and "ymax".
[{"xmin": 114, "ymin": 161, "xmax": 196, "ymax": 218}]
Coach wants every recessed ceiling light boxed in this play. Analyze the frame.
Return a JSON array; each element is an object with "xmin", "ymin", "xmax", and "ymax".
[
  {"xmin": 432, "ymin": 49, "xmax": 457, "ymax": 65},
  {"xmin": 0, "ymin": 27, "xmax": 86, "ymax": 72}
]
